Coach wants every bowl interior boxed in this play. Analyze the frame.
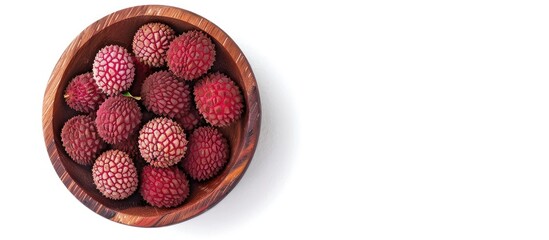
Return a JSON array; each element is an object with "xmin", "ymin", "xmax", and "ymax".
[{"xmin": 45, "ymin": 6, "xmax": 259, "ymax": 226}]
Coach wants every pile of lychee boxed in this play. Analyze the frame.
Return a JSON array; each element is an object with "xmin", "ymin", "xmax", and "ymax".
[{"xmin": 60, "ymin": 22, "xmax": 244, "ymax": 208}]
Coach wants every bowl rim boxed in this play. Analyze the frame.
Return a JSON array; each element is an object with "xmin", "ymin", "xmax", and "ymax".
[{"xmin": 42, "ymin": 4, "xmax": 261, "ymax": 227}]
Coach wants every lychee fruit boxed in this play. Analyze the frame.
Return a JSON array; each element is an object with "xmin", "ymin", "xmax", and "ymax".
[
  {"xmin": 95, "ymin": 95, "xmax": 142, "ymax": 144},
  {"xmin": 64, "ymin": 72, "xmax": 106, "ymax": 113},
  {"xmin": 93, "ymin": 45, "xmax": 135, "ymax": 95},
  {"xmin": 182, "ymin": 126, "xmax": 229, "ymax": 181},
  {"xmin": 141, "ymin": 70, "xmax": 191, "ymax": 118},
  {"xmin": 61, "ymin": 115, "xmax": 105, "ymax": 165},
  {"xmin": 92, "ymin": 150, "xmax": 138, "ymax": 200},
  {"xmin": 140, "ymin": 165, "xmax": 190, "ymax": 208},
  {"xmin": 111, "ymin": 132, "xmax": 139, "ymax": 159},
  {"xmin": 132, "ymin": 22, "xmax": 176, "ymax": 67},
  {"xmin": 194, "ymin": 72, "xmax": 244, "ymax": 126},
  {"xmin": 128, "ymin": 56, "xmax": 152, "ymax": 96},
  {"xmin": 174, "ymin": 105, "xmax": 203, "ymax": 132},
  {"xmin": 138, "ymin": 117, "xmax": 188, "ymax": 168},
  {"xmin": 167, "ymin": 30, "xmax": 216, "ymax": 81}
]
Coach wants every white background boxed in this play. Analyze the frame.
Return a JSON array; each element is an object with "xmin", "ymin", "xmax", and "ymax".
[{"xmin": 1, "ymin": 0, "xmax": 549, "ymax": 239}]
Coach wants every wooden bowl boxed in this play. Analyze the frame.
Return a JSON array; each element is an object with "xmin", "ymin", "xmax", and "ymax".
[{"xmin": 42, "ymin": 5, "xmax": 261, "ymax": 227}]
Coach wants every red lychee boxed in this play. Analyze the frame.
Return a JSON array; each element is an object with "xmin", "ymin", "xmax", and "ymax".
[
  {"xmin": 95, "ymin": 95, "xmax": 142, "ymax": 144},
  {"xmin": 92, "ymin": 150, "xmax": 138, "ymax": 200},
  {"xmin": 128, "ymin": 56, "xmax": 152, "ymax": 96},
  {"xmin": 93, "ymin": 45, "xmax": 135, "ymax": 95},
  {"xmin": 167, "ymin": 30, "xmax": 216, "ymax": 81},
  {"xmin": 132, "ymin": 22, "xmax": 176, "ymax": 67},
  {"xmin": 174, "ymin": 105, "xmax": 203, "ymax": 132},
  {"xmin": 141, "ymin": 70, "xmax": 191, "ymax": 118},
  {"xmin": 194, "ymin": 72, "xmax": 244, "ymax": 127},
  {"xmin": 182, "ymin": 126, "xmax": 229, "ymax": 181},
  {"xmin": 140, "ymin": 165, "xmax": 190, "ymax": 208},
  {"xmin": 138, "ymin": 117, "xmax": 188, "ymax": 168},
  {"xmin": 61, "ymin": 115, "xmax": 105, "ymax": 165},
  {"xmin": 111, "ymin": 132, "xmax": 139, "ymax": 159},
  {"xmin": 64, "ymin": 72, "xmax": 106, "ymax": 113}
]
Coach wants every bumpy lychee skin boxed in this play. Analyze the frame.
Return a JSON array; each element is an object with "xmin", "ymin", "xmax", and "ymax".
[
  {"xmin": 96, "ymin": 95, "xmax": 142, "ymax": 144},
  {"xmin": 61, "ymin": 115, "xmax": 105, "ymax": 165},
  {"xmin": 111, "ymin": 132, "xmax": 139, "ymax": 159},
  {"xmin": 174, "ymin": 106, "xmax": 203, "ymax": 132},
  {"xmin": 141, "ymin": 70, "xmax": 191, "ymax": 118},
  {"xmin": 92, "ymin": 150, "xmax": 138, "ymax": 200},
  {"xmin": 182, "ymin": 126, "xmax": 229, "ymax": 181},
  {"xmin": 132, "ymin": 22, "xmax": 176, "ymax": 67},
  {"xmin": 140, "ymin": 165, "xmax": 190, "ymax": 208},
  {"xmin": 167, "ymin": 30, "xmax": 216, "ymax": 81},
  {"xmin": 129, "ymin": 56, "xmax": 152, "ymax": 96},
  {"xmin": 138, "ymin": 117, "xmax": 188, "ymax": 168},
  {"xmin": 194, "ymin": 72, "xmax": 244, "ymax": 126},
  {"xmin": 64, "ymin": 72, "xmax": 106, "ymax": 113},
  {"xmin": 93, "ymin": 45, "xmax": 135, "ymax": 95}
]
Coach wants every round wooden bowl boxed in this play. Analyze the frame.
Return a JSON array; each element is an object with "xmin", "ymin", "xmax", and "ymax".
[{"xmin": 42, "ymin": 5, "xmax": 261, "ymax": 227}]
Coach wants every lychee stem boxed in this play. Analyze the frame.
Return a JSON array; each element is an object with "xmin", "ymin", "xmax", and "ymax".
[
  {"xmin": 64, "ymin": 94, "xmax": 69, "ymax": 99},
  {"xmin": 122, "ymin": 91, "xmax": 141, "ymax": 100}
]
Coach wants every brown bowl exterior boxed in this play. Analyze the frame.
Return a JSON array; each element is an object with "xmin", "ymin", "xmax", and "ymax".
[{"xmin": 42, "ymin": 5, "xmax": 260, "ymax": 227}]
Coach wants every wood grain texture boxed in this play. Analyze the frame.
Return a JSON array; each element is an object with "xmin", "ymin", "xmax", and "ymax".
[{"xmin": 42, "ymin": 5, "xmax": 261, "ymax": 227}]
